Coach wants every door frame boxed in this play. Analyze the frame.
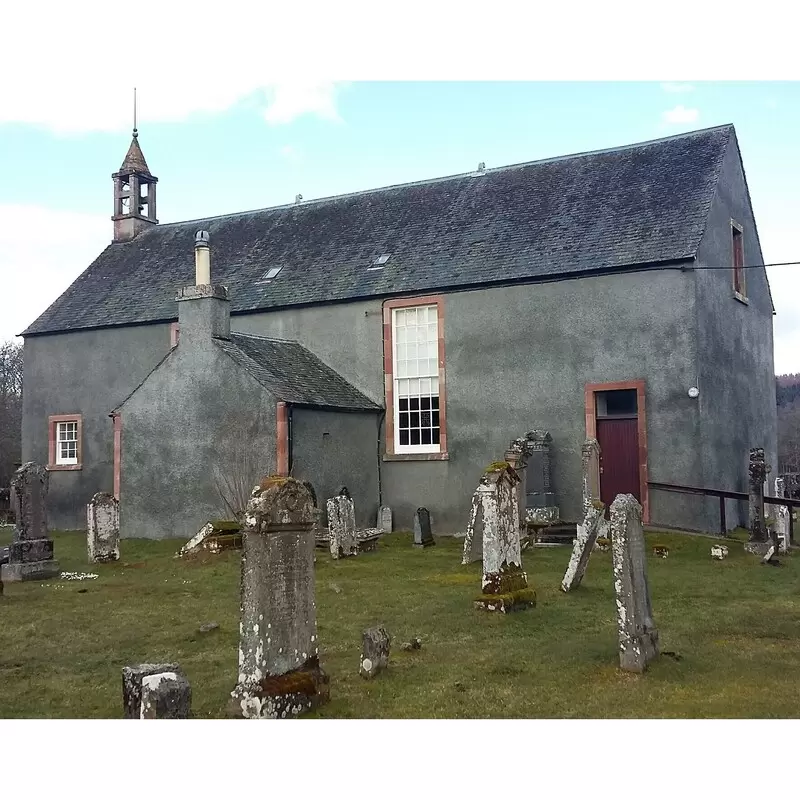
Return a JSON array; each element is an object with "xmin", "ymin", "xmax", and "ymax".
[{"xmin": 584, "ymin": 379, "xmax": 649, "ymax": 524}]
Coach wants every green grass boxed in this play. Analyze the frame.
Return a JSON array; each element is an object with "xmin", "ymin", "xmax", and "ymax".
[{"xmin": 1, "ymin": 525, "xmax": 800, "ymax": 718}]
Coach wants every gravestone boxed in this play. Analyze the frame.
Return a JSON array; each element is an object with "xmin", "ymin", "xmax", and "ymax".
[
  {"xmin": 122, "ymin": 662, "xmax": 183, "ymax": 718},
  {"xmin": 745, "ymin": 448, "xmax": 772, "ymax": 556},
  {"xmin": 230, "ymin": 476, "xmax": 329, "ymax": 719},
  {"xmin": 610, "ymin": 494, "xmax": 659, "ymax": 673},
  {"xmin": 711, "ymin": 544, "xmax": 729, "ymax": 560},
  {"xmin": 377, "ymin": 505, "xmax": 393, "ymax": 534},
  {"xmin": 771, "ymin": 477, "xmax": 791, "ymax": 554},
  {"xmin": 581, "ymin": 438, "xmax": 602, "ymax": 516},
  {"xmin": 467, "ymin": 463, "xmax": 535, "ymax": 613},
  {"xmin": 413, "ymin": 507, "xmax": 434, "ymax": 548},
  {"xmin": 360, "ymin": 626, "xmax": 391, "ymax": 679},
  {"xmin": 326, "ymin": 486, "xmax": 358, "ymax": 559},
  {"xmin": 87, "ymin": 492, "xmax": 120, "ymax": 563},
  {"xmin": 139, "ymin": 671, "xmax": 192, "ymax": 719},
  {"xmin": 561, "ymin": 501, "xmax": 604, "ymax": 592},
  {"xmin": 524, "ymin": 430, "xmax": 555, "ymax": 509},
  {"xmin": 1, "ymin": 462, "xmax": 60, "ymax": 583}
]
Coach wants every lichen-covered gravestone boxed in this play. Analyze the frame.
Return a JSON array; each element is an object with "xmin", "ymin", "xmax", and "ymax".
[
  {"xmin": 413, "ymin": 507, "xmax": 435, "ymax": 548},
  {"xmin": 610, "ymin": 494, "xmax": 659, "ymax": 673},
  {"xmin": 467, "ymin": 463, "xmax": 535, "ymax": 613},
  {"xmin": 360, "ymin": 626, "xmax": 390, "ymax": 679},
  {"xmin": 230, "ymin": 476, "xmax": 329, "ymax": 719},
  {"xmin": 770, "ymin": 477, "xmax": 791, "ymax": 554},
  {"xmin": 1, "ymin": 462, "xmax": 59, "ymax": 582},
  {"xmin": 122, "ymin": 663, "xmax": 187, "ymax": 718},
  {"xmin": 87, "ymin": 492, "xmax": 120, "ymax": 563},
  {"xmin": 745, "ymin": 448, "xmax": 773, "ymax": 557},
  {"xmin": 326, "ymin": 486, "xmax": 358, "ymax": 559}
]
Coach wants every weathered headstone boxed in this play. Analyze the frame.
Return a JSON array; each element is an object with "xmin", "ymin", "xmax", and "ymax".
[
  {"xmin": 122, "ymin": 662, "xmax": 183, "ymax": 718},
  {"xmin": 524, "ymin": 430, "xmax": 556, "ymax": 509},
  {"xmin": 87, "ymin": 492, "xmax": 120, "ymax": 563},
  {"xmin": 1, "ymin": 462, "xmax": 60, "ymax": 583},
  {"xmin": 744, "ymin": 448, "xmax": 771, "ymax": 556},
  {"xmin": 561, "ymin": 501, "xmax": 604, "ymax": 592},
  {"xmin": 177, "ymin": 519, "xmax": 242, "ymax": 557},
  {"xmin": 230, "ymin": 476, "xmax": 329, "ymax": 719},
  {"xmin": 326, "ymin": 486, "xmax": 358, "ymax": 559},
  {"xmin": 468, "ymin": 463, "xmax": 535, "ymax": 613},
  {"xmin": 139, "ymin": 671, "xmax": 192, "ymax": 719},
  {"xmin": 581, "ymin": 438, "xmax": 602, "ymax": 516},
  {"xmin": 360, "ymin": 626, "xmax": 390, "ymax": 679},
  {"xmin": 377, "ymin": 505, "xmax": 393, "ymax": 534},
  {"xmin": 413, "ymin": 507, "xmax": 435, "ymax": 548},
  {"xmin": 770, "ymin": 477, "xmax": 791, "ymax": 554},
  {"xmin": 610, "ymin": 494, "xmax": 659, "ymax": 673}
]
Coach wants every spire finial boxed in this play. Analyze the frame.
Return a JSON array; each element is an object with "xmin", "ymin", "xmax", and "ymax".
[{"xmin": 133, "ymin": 87, "xmax": 138, "ymax": 139}]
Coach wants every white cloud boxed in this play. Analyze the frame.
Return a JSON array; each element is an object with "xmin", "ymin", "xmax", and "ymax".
[
  {"xmin": 661, "ymin": 82, "xmax": 694, "ymax": 94},
  {"xmin": 0, "ymin": 7, "xmax": 341, "ymax": 134},
  {"xmin": 279, "ymin": 145, "xmax": 303, "ymax": 163},
  {"xmin": 0, "ymin": 205, "xmax": 109, "ymax": 342},
  {"xmin": 662, "ymin": 105, "xmax": 700, "ymax": 124}
]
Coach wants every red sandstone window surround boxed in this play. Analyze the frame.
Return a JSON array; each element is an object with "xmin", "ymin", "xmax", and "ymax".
[
  {"xmin": 48, "ymin": 414, "xmax": 83, "ymax": 471},
  {"xmin": 731, "ymin": 220, "xmax": 747, "ymax": 301},
  {"xmin": 170, "ymin": 322, "xmax": 180, "ymax": 348},
  {"xmin": 382, "ymin": 296, "xmax": 449, "ymax": 461}
]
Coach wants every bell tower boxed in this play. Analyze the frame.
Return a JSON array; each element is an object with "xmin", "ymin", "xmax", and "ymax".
[{"xmin": 112, "ymin": 90, "xmax": 158, "ymax": 242}]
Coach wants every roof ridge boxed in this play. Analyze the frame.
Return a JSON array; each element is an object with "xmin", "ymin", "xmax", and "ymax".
[
  {"xmin": 228, "ymin": 332, "xmax": 300, "ymax": 344},
  {"xmin": 153, "ymin": 124, "xmax": 736, "ymax": 231}
]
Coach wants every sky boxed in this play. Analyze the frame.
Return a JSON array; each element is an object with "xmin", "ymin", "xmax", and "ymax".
[{"xmin": 1, "ymin": 8, "xmax": 799, "ymax": 374}]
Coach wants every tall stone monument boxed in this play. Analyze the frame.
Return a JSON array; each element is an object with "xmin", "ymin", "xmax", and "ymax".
[
  {"xmin": 464, "ymin": 463, "xmax": 535, "ymax": 613},
  {"xmin": 230, "ymin": 476, "xmax": 329, "ymax": 719},
  {"xmin": 610, "ymin": 494, "xmax": 659, "ymax": 673},
  {"xmin": 1, "ymin": 462, "xmax": 60, "ymax": 582}
]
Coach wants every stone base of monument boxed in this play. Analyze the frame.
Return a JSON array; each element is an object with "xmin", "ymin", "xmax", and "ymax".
[
  {"xmin": 139, "ymin": 671, "xmax": 192, "ymax": 719},
  {"xmin": 474, "ymin": 566, "xmax": 536, "ymax": 613},
  {"xmin": 314, "ymin": 529, "xmax": 383, "ymax": 552},
  {"xmin": 1, "ymin": 559, "xmax": 60, "ymax": 582},
  {"xmin": 229, "ymin": 658, "xmax": 330, "ymax": 719},
  {"xmin": 122, "ymin": 662, "xmax": 184, "ymax": 718}
]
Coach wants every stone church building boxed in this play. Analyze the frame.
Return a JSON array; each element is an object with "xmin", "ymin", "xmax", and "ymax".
[{"xmin": 21, "ymin": 123, "xmax": 777, "ymax": 539}]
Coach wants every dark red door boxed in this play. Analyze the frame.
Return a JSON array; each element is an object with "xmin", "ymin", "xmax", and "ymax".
[{"xmin": 596, "ymin": 417, "xmax": 640, "ymax": 511}]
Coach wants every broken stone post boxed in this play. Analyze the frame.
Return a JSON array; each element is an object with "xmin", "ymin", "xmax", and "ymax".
[
  {"xmin": 745, "ymin": 448, "xmax": 772, "ymax": 556},
  {"xmin": 610, "ymin": 494, "xmax": 659, "ymax": 673},
  {"xmin": 413, "ymin": 507, "xmax": 435, "ymax": 548},
  {"xmin": 326, "ymin": 486, "xmax": 357, "ymax": 559},
  {"xmin": 360, "ymin": 626, "xmax": 390, "ymax": 679},
  {"xmin": 122, "ymin": 663, "xmax": 184, "ymax": 718},
  {"xmin": 87, "ymin": 492, "xmax": 120, "ymax": 563},
  {"xmin": 230, "ymin": 476, "xmax": 329, "ymax": 719},
  {"xmin": 561, "ymin": 501, "xmax": 605, "ymax": 592},
  {"xmin": 377, "ymin": 505, "xmax": 392, "ymax": 534},
  {"xmin": 139, "ymin": 671, "xmax": 192, "ymax": 719},
  {"xmin": 1, "ymin": 462, "xmax": 60, "ymax": 583},
  {"xmin": 469, "ymin": 463, "xmax": 535, "ymax": 613}
]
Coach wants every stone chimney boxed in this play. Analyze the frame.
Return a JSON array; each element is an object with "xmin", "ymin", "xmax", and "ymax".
[{"xmin": 175, "ymin": 231, "xmax": 230, "ymax": 344}]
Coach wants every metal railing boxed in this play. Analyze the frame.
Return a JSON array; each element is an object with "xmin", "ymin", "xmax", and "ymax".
[{"xmin": 648, "ymin": 481, "xmax": 800, "ymax": 544}]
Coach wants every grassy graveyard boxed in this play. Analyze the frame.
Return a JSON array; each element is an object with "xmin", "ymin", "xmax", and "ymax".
[{"xmin": 1, "ymin": 525, "xmax": 800, "ymax": 718}]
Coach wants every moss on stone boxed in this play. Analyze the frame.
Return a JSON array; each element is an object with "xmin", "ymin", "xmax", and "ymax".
[
  {"xmin": 484, "ymin": 461, "xmax": 512, "ymax": 474},
  {"xmin": 474, "ymin": 587, "xmax": 537, "ymax": 612}
]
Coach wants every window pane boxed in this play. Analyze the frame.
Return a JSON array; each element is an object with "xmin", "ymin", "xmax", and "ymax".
[
  {"xmin": 395, "ymin": 311, "xmax": 406, "ymax": 327},
  {"xmin": 421, "ymin": 409, "xmax": 431, "ymax": 427},
  {"xmin": 399, "ymin": 397, "xmax": 409, "ymax": 412},
  {"xmin": 410, "ymin": 429, "xmax": 421, "ymax": 445},
  {"xmin": 432, "ymin": 428, "xmax": 441, "ymax": 444},
  {"xmin": 399, "ymin": 429, "xmax": 409, "ymax": 446},
  {"xmin": 396, "ymin": 360, "xmax": 408, "ymax": 378},
  {"xmin": 399, "ymin": 412, "xmax": 409, "ymax": 428},
  {"xmin": 421, "ymin": 428, "xmax": 432, "ymax": 445},
  {"xmin": 420, "ymin": 397, "xmax": 431, "ymax": 410},
  {"xmin": 432, "ymin": 410, "xmax": 440, "ymax": 427},
  {"xmin": 409, "ymin": 398, "xmax": 419, "ymax": 411}
]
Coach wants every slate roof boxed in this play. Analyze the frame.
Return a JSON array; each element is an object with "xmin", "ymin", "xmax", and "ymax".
[
  {"xmin": 214, "ymin": 333, "xmax": 381, "ymax": 411},
  {"xmin": 23, "ymin": 125, "xmax": 735, "ymax": 336}
]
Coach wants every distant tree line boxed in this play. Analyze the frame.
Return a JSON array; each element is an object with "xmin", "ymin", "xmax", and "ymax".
[{"xmin": 0, "ymin": 340, "xmax": 23, "ymax": 489}]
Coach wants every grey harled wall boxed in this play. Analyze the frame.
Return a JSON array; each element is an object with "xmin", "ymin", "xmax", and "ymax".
[
  {"xmin": 694, "ymin": 134, "xmax": 778, "ymax": 529},
  {"xmin": 119, "ymin": 333, "xmax": 277, "ymax": 539},
  {"xmin": 289, "ymin": 408, "xmax": 381, "ymax": 528},
  {"xmin": 22, "ymin": 324, "xmax": 173, "ymax": 530},
  {"xmin": 234, "ymin": 269, "xmax": 704, "ymax": 532}
]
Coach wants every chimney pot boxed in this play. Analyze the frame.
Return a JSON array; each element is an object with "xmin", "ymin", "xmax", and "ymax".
[{"xmin": 195, "ymin": 231, "xmax": 211, "ymax": 285}]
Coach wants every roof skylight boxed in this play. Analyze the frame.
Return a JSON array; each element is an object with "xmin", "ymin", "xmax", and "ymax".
[
  {"xmin": 367, "ymin": 254, "xmax": 391, "ymax": 271},
  {"xmin": 257, "ymin": 266, "xmax": 283, "ymax": 283}
]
